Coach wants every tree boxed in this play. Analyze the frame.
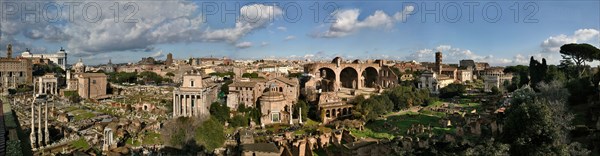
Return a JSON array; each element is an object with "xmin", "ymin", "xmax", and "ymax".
[
  {"xmin": 560, "ymin": 43, "xmax": 600, "ymax": 77},
  {"xmin": 194, "ymin": 117, "xmax": 225, "ymax": 152},
  {"xmin": 529, "ymin": 57, "xmax": 548, "ymax": 89},
  {"xmin": 490, "ymin": 86, "xmax": 500, "ymax": 95},
  {"xmin": 242, "ymin": 72, "xmax": 260, "ymax": 78},
  {"xmin": 439, "ymin": 84, "xmax": 466, "ymax": 99},
  {"xmin": 209, "ymin": 102, "xmax": 230, "ymax": 123},
  {"xmin": 565, "ymin": 77, "xmax": 595, "ymax": 105},
  {"xmin": 293, "ymin": 100, "xmax": 309, "ymax": 121},
  {"xmin": 464, "ymin": 139, "xmax": 509, "ymax": 156},
  {"xmin": 166, "ymin": 72, "xmax": 175, "ymax": 77},
  {"xmin": 502, "ymin": 84, "xmax": 576, "ymax": 155},
  {"xmin": 228, "ymin": 115, "xmax": 249, "ymax": 128}
]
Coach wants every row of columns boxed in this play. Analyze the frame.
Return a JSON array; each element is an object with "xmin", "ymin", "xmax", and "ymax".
[
  {"xmin": 103, "ymin": 128, "xmax": 113, "ymax": 151},
  {"xmin": 173, "ymin": 93, "xmax": 206, "ymax": 117},
  {"xmin": 38, "ymin": 81, "xmax": 58, "ymax": 95},
  {"xmin": 30, "ymin": 101, "xmax": 49, "ymax": 149},
  {"xmin": 324, "ymin": 107, "xmax": 352, "ymax": 119}
]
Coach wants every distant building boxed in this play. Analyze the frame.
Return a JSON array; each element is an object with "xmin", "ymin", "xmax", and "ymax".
[
  {"xmin": 459, "ymin": 60, "xmax": 476, "ymax": 69},
  {"xmin": 172, "ymin": 70, "xmax": 219, "ymax": 118},
  {"xmin": 481, "ymin": 67, "xmax": 513, "ymax": 92},
  {"xmin": 227, "ymin": 77, "xmax": 299, "ymax": 109},
  {"xmin": 259, "ymin": 87, "xmax": 293, "ymax": 125},
  {"xmin": 101, "ymin": 59, "xmax": 115, "ymax": 73},
  {"xmin": 241, "ymin": 143, "xmax": 282, "ymax": 156},
  {"xmin": 165, "ymin": 53, "xmax": 173, "ymax": 66},
  {"xmin": 77, "ymin": 73, "xmax": 108, "ymax": 99},
  {"xmin": 21, "ymin": 47, "xmax": 68, "ymax": 70},
  {"xmin": 258, "ymin": 66, "xmax": 291, "ymax": 75},
  {"xmin": 0, "ymin": 44, "xmax": 33, "ymax": 94},
  {"xmin": 418, "ymin": 70, "xmax": 454, "ymax": 94},
  {"xmin": 457, "ymin": 70, "xmax": 473, "ymax": 82},
  {"xmin": 475, "ymin": 62, "xmax": 490, "ymax": 71},
  {"xmin": 394, "ymin": 61, "xmax": 425, "ymax": 72},
  {"xmin": 138, "ymin": 57, "xmax": 156, "ymax": 65},
  {"xmin": 317, "ymin": 92, "xmax": 353, "ymax": 123}
]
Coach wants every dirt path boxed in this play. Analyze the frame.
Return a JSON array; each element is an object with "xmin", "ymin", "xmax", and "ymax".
[{"xmin": 383, "ymin": 106, "xmax": 423, "ymax": 118}]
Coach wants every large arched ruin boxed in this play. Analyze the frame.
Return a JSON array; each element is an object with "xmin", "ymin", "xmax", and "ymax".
[{"xmin": 304, "ymin": 57, "xmax": 398, "ymax": 92}]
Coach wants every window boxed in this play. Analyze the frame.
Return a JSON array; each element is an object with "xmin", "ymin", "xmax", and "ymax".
[
  {"xmin": 92, "ymin": 80, "xmax": 96, "ymax": 84},
  {"xmin": 272, "ymin": 113, "xmax": 280, "ymax": 122},
  {"xmin": 190, "ymin": 80, "xmax": 194, "ymax": 87}
]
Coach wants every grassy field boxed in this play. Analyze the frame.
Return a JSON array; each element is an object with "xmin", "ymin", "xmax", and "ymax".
[
  {"xmin": 71, "ymin": 138, "xmax": 90, "ymax": 150},
  {"xmin": 353, "ymin": 109, "xmax": 454, "ymax": 140},
  {"xmin": 72, "ymin": 110, "xmax": 96, "ymax": 121}
]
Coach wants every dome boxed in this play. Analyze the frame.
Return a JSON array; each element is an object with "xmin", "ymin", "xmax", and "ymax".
[
  {"xmin": 74, "ymin": 58, "xmax": 85, "ymax": 68},
  {"xmin": 74, "ymin": 58, "xmax": 86, "ymax": 73},
  {"xmin": 260, "ymin": 91, "xmax": 285, "ymax": 102}
]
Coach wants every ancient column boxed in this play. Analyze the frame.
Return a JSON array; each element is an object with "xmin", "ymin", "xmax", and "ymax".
[
  {"xmin": 37, "ymin": 103, "xmax": 42, "ymax": 146},
  {"xmin": 178, "ymin": 94, "xmax": 182, "ymax": 117},
  {"xmin": 30, "ymin": 101, "xmax": 36, "ymax": 148},
  {"xmin": 299, "ymin": 107, "xmax": 303, "ymax": 124},
  {"xmin": 182, "ymin": 95, "xmax": 186, "ymax": 117},
  {"xmin": 289, "ymin": 105, "xmax": 293, "ymax": 124},
  {"xmin": 44, "ymin": 102, "xmax": 49, "ymax": 144},
  {"xmin": 190, "ymin": 95, "xmax": 194, "ymax": 117},
  {"xmin": 172, "ymin": 93, "xmax": 177, "ymax": 117},
  {"xmin": 38, "ymin": 80, "xmax": 43, "ymax": 94}
]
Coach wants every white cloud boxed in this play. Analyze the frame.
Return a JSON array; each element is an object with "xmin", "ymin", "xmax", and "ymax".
[
  {"xmin": 284, "ymin": 35, "xmax": 296, "ymax": 41},
  {"xmin": 541, "ymin": 28, "xmax": 599, "ymax": 53},
  {"xmin": 235, "ymin": 42, "xmax": 253, "ymax": 49},
  {"xmin": 203, "ymin": 4, "xmax": 283, "ymax": 42},
  {"xmin": 277, "ymin": 26, "xmax": 287, "ymax": 31},
  {"xmin": 317, "ymin": 5, "xmax": 414, "ymax": 38},
  {"xmin": 407, "ymin": 45, "xmax": 530, "ymax": 66},
  {"xmin": 150, "ymin": 51, "xmax": 165, "ymax": 58},
  {"xmin": 261, "ymin": 41, "xmax": 269, "ymax": 47},
  {"xmin": 0, "ymin": 1, "xmax": 283, "ymax": 57}
]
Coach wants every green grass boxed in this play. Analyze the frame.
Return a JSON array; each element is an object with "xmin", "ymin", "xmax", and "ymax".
[
  {"xmin": 349, "ymin": 128, "xmax": 394, "ymax": 140},
  {"xmin": 353, "ymin": 112, "xmax": 454, "ymax": 139},
  {"xmin": 126, "ymin": 131, "xmax": 162, "ymax": 146},
  {"xmin": 429, "ymin": 101, "xmax": 445, "ymax": 107},
  {"xmin": 71, "ymin": 138, "xmax": 90, "ymax": 150},
  {"xmin": 419, "ymin": 109, "xmax": 447, "ymax": 117},
  {"xmin": 74, "ymin": 111, "xmax": 96, "ymax": 121}
]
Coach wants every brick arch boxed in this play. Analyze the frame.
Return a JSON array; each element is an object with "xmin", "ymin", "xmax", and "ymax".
[
  {"xmin": 318, "ymin": 67, "xmax": 336, "ymax": 92},
  {"xmin": 340, "ymin": 67, "xmax": 359, "ymax": 89},
  {"xmin": 361, "ymin": 67, "xmax": 379, "ymax": 88}
]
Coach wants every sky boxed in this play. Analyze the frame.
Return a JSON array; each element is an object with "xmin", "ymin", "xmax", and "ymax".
[{"xmin": 0, "ymin": 0, "xmax": 598, "ymax": 66}]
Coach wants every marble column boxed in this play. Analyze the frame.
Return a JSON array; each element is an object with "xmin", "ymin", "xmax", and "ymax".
[
  {"xmin": 30, "ymin": 101, "xmax": 36, "ymax": 148},
  {"xmin": 37, "ymin": 104, "xmax": 42, "ymax": 146},
  {"xmin": 44, "ymin": 102, "xmax": 49, "ymax": 144},
  {"xmin": 172, "ymin": 93, "xmax": 177, "ymax": 117},
  {"xmin": 183, "ymin": 95, "xmax": 188, "ymax": 117}
]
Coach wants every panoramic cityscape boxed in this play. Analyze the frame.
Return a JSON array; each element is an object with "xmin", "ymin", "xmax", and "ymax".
[{"xmin": 0, "ymin": 0, "xmax": 599, "ymax": 155}]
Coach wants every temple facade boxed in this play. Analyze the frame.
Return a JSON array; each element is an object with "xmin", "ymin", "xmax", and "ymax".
[{"xmin": 172, "ymin": 71, "xmax": 219, "ymax": 118}]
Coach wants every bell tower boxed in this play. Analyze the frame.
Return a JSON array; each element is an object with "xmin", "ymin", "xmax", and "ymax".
[
  {"xmin": 435, "ymin": 52, "xmax": 442, "ymax": 74},
  {"xmin": 6, "ymin": 44, "xmax": 12, "ymax": 58}
]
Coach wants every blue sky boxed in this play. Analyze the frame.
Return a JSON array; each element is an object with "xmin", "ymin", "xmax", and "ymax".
[{"xmin": 0, "ymin": 0, "xmax": 598, "ymax": 65}]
